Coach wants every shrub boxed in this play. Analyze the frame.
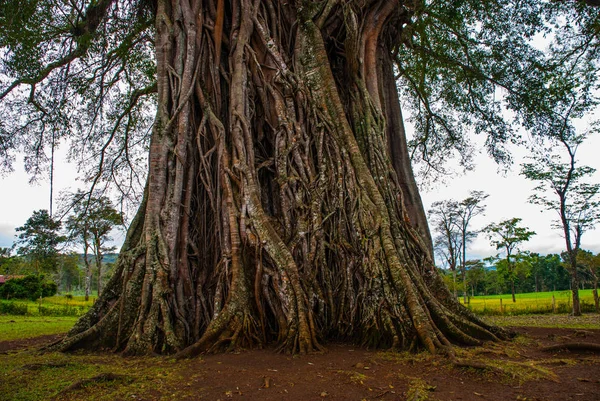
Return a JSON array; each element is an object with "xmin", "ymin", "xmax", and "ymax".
[
  {"xmin": 0, "ymin": 275, "xmax": 58, "ymax": 300},
  {"xmin": 41, "ymin": 281, "xmax": 58, "ymax": 297},
  {"xmin": 0, "ymin": 300, "xmax": 28, "ymax": 315}
]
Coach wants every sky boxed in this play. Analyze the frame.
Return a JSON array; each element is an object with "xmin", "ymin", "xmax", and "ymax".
[
  {"xmin": 420, "ymin": 130, "xmax": 600, "ymax": 261},
  {"xmin": 0, "ymin": 126, "xmax": 599, "ymax": 261}
]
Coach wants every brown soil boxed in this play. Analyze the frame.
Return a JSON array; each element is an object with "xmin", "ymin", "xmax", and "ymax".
[
  {"xmin": 2, "ymin": 327, "xmax": 599, "ymax": 400},
  {"xmin": 0, "ymin": 334, "xmax": 63, "ymax": 353}
]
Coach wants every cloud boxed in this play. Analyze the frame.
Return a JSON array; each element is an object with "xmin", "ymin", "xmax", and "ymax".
[{"xmin": 0, "ymin": 223, "xmax": 16, "ymax": 248}]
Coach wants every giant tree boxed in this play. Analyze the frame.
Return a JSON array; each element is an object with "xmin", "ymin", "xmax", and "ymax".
[{"xmin": 2, "ymin": 1, "xmax": 599, "ymax": 355}]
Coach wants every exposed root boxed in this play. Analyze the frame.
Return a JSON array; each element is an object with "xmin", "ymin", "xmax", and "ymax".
[
  {"xmin": 452, "ymin": 359, "xmax": 506, "ymax": 375},
  {"xmin": 58, "ymin": 373, "xmax": 132, "ymax": 395},
  {"xmin": 452, "ymin": 358, "xmax": 559, "ymax": 384}
]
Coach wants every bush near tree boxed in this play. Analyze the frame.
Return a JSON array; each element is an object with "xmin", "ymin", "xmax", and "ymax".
[{"xmin": 0, "ymin": 275, "xmax": 58, "ymax": 301}]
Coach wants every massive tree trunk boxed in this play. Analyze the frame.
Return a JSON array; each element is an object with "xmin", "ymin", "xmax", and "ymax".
[{"xmin": 52, "ymin": 0, "xmax": 507, "ymax": 356}]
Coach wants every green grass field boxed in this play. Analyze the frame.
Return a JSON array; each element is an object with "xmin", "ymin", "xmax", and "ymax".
[
  {"xmin": 460, "ymin": 289, "xmax": 598, "ymax": 315},
  {"xmin": 0, "ymin": 295, "xmax": 96, "ymax": 317},
  {"xmin": 0, "ymin": 316, "xmax": 78, "ymax": 341}
]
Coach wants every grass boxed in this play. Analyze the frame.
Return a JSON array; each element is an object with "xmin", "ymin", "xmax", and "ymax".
[
  {"xmin": 0, "ymin": 295, "xmax": 96, "ymax": 317},
  {"xmin": 0, "ymin": 312, "xmax": 598, "ymax": 401},
  {"xmin": 460, "ymin": 289, "xmax": 597, "ymax": 315},
  {"xmin": 0, "ymin": 315, "xmax": 78, "ymax": 341},
  {"xmin": 484, "ymin": 313, "xmax": 600, "ymax": 330},
  {"xmin": 0, "ymin": 350, "xmax": 203, "ymax": 401}
]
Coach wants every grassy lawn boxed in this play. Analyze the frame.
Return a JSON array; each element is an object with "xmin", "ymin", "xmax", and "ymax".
[
  {"xmin": 0, "ymin": 295, "xmax": 96, "ymax": 317},
  {"xmin": 485, "ymin": 313, "xmax": 600, "ymax": 329},
  {"xmin": 0, "ymin": 316, "xmax": 78, "ymax": 341},
  {"xmin": 460, "ymin": 289, "xmax": 597, "ymax": 315}
]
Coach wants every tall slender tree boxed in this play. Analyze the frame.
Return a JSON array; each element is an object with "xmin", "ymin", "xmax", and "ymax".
[
  {"xmin": 1, "ymin": 1, "xmax": 599, "ymax": 355},
  {"xmin": 429, "ymin": 192, "xmax": 487, "ymax": 302},
  {"xmin": 521, "ymin": 133, "xmax": 600, "ymax": 315},
  {"xmin": 455, "ymin": 192, "xmax": 488, "ymax": 303},
  {"xmin": 429, "ymin": 200, "xmax": 462, "ymax": 298}
]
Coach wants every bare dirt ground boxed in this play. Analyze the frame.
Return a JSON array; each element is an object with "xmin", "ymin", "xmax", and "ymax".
[{"xmin": 1, "ymin": 326, "xmax": 599, "ymax": 400}]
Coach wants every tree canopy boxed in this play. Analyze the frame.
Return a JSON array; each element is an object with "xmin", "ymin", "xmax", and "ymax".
[
  {"xmin": 14, "ymin": 209, "xmax": 65, "ymax": 275},
  {"xmin": 1, "ymin": 1, "xmax": 599, "ymax": 191}
]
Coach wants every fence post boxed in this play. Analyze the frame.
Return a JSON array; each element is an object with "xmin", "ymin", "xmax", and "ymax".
[
  {"xmin": 552, "ymin": 295, "xmax": 556, "ymax": 314},
  {"xmin": 500, "ymin": 298, "xmax": 503, "ymax": 314}
]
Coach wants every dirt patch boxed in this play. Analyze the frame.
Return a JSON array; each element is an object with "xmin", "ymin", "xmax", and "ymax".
[
  {"xmin": 0, "ymin": 334, "xmax": 63, "ymax": 353},
  {"xmin": 2, "ymin": 327, "xmax": 600, "ymax": 401},
  {"xmin": 175, "ymin": 330, "xmax": 600, "ymax": 401}
]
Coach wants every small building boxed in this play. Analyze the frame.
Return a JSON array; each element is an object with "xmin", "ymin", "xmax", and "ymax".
[{"xmin": 0, "ymin": 275, "xmax": 26, "ymax": 285}]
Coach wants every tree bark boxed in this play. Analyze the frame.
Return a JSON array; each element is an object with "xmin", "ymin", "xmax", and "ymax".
[
  {"xmin": 51, "ymin": 0, "xmax": 508, "ymax": 356},
  {"xmin": 93, "ymin": 237, "xmax": 103, "ymax": 296},
  {"xmin": 83, "ymin": 239, "xmax": 91, "ymax": 302},
  {"xmin": 511, "ymin": 279, "xmax": 516, "ymax": 303},
  {"xmin": 593, "ymin": 284, "xmax": 599, "ymax": 313}
]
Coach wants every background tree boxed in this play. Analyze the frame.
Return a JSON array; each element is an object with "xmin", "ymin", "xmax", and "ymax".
[
  {"xmin": 13, "ymin": 210, "xmax": 65, "ymax": 276},
  {"xmin": 57, "ymin": 253, "xmax": 82, "ymax": 294},
  {"xmin": 0, "ymin": 248, "xmax": 12, "ymax": 274},
  {"xmin": 455, "ymin": 192, "xmax": 488, "ymax": 303},
  {"xmin": 576, "ymin": 250, "xmax": 600, "ymax": 312},
  {"xmin": 63, "ymin": 191, "xmax": 123, "ymax": 300},
  {"xmin": 521, "ymin": 133, "xmax": 600, "ymax": 315},
  {"xmin": 429, "ymin": 192, "xmax": 487, "ymax": 302},
  {"xmin": 1, "ymin": 1, "xmax": 599, "ymax": 355},
  {"xmin": 484, "ymin": 218, "xmax": 536, "ymax": 303},
  {"xmin": 465, "ymin": 259, "xmax": 485, "ymax": 297},
  {"xmin": 429, "ymin": 200, "xmax": 461, "ymax": 298}
]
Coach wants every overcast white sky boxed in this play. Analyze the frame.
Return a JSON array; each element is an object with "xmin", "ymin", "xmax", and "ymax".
[
  {"xmin": 1, "ymin": 126, "xmax": 599, "ymax": 261},
  {"xmin": 421, "ymin": 133, "xmax": 600, "ymax": 260}
]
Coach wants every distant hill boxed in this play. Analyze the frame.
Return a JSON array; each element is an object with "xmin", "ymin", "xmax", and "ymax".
[{"xmin": 77, "ymin": 253, "xmax": 119, "ymax": 264}]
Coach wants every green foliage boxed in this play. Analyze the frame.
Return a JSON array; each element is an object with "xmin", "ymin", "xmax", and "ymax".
[
  {"xmin": 1, "ymin": 1, "xmax": 599, "ymax": 187},
  {"xmin": 0, "ymin": 0, "xmax": 156, "ymax": 188},
  {"xmin": 397, "ymin": 1, "xmax": 600, "ymax": 174},
  {"xmin": 485, "ymin": 218, "xmax": 536, "ymax": 256},
  {"xmin": 0, "ymin": 275, "xmax": 57, "ymax": 301},
  {"xmin": 14, "ymin": 210, "xmax": 65, "ymax": 275},
  {"xmin": 0, "ymin": 301, "xmax": 28, "ymax": 315},
  {"xmin": 442, "ymin": 253, "xmax": 571, "ymax": 297}
]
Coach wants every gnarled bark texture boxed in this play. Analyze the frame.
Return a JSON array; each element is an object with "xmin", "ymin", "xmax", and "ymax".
[{"xmin": 52, "ymin": 0, "xmax": 507, "ymax": 356}]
